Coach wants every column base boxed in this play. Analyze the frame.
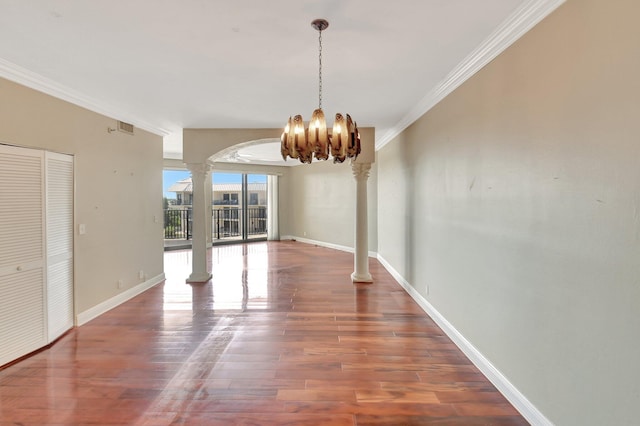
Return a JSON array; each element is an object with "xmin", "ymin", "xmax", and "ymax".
[
  {"xmin": 186, "ymin": 272, "xmax": 212, "ymax": 284},
  {"xmin": 351, "ymin": 272, "xmax": 373, "ymax": 283}
]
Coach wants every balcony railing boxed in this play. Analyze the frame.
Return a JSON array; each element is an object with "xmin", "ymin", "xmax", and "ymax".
[
  {"xmin": 164, "ymin": 207, "xmax": 267, "ymax": 243},
  {"xmin": 212, "ymin": 207, "xmax": 267, "ymax": 240},
  {"xmin": 164, "ymin": 208, "xmax": 192, "ymax": 240}
]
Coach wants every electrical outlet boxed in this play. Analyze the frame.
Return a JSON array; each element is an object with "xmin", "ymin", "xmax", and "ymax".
[
  {"xmin": 117, "ymin": 279, "xmax": 123, "ymax": 289},
  {"xmin": 139, "ymin": 270, "xmax": 144, "ymax": 280}
]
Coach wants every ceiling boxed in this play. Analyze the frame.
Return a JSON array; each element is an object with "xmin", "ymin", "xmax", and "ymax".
[{"xmin": 0, "ymin": 1, "xmax": 560, "ymax": 165}]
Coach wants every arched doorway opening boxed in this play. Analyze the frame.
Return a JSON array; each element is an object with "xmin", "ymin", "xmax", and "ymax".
[{"xmin": 163, "ymin": 137, "xmax": 284, "ymax": 250}]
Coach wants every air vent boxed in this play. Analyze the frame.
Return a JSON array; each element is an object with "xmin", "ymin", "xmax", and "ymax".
[{"xmin": 117, "ymin": 121, "xmax": 134, "ymax": 135}]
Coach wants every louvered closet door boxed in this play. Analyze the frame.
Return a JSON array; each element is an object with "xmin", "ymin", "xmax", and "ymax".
[
  {"xmin": 46, "ymin": 152, "xmax": 74, "ymax": 341},
  {"xmin": 0, "ymin": 144, "xmax": 47, "ymax": 367}
]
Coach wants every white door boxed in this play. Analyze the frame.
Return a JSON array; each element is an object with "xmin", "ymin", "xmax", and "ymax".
[
  {"xmin": 0, "ymin": 144, "xmax": 47, "ymax": 366},
  {"xmin": 46, "ymin": 151, "xmax": 74, "ymax": 342},
  {"xmin": 0, "ymin": 145, "xmax": 74, "ymax": 367}
]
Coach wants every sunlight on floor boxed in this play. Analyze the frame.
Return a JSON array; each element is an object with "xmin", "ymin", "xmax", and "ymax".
[{"xmin": 163, "ymin": 243, "xmax": 270, "ymax": 312}]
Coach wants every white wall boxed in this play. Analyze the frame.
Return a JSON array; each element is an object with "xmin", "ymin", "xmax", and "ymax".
[
  {"xmin": 0, "ymin": 77, "xmax": 164, "ymax": 315},
  {"xmin": 377, "ymin": 0, "xmax": 640, "ymax": 424}
]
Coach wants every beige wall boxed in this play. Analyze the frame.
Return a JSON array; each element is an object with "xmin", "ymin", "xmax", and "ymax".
[
  {"xmin": 284, "ymin": 160, "xmax": 378, "ymax": 253},
  {"xmin": 280, "ymin": 127, "xmax": 377, "ymax": 251},
  {"xmin": 0, "ymin": 78, "xmax": 164, "ymax": 315},
  {"xmin": 377, "ymin": 0, "xmax": 640, "ymax": 424}
]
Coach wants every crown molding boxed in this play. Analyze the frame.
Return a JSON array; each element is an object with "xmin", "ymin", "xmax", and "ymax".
[
  {"xmin": 0, "ymin": 58, "xmax": 171, "ymax": 137},
  {"xmin": 375, "ymin": 0, "xmax": 566, "ymax": 151}
]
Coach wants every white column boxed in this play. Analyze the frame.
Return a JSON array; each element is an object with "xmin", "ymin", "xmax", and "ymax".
[
  {"xmin": 351, "ymin": 162, "xmax": 373, "ymax": 283},
  {"xmin": 205, "ymin": 169, "xmax": 212, "ymax": 247},
  {"xmin": 267, "ymin": 175, "xmax": 280, "ymax": 241},
  {"xmin": 186, "ymin": 163, "xmax": 212, "ymax": 283}
]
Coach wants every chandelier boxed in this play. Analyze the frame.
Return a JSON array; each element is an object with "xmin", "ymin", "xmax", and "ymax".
[{"xmin": 281, "ymin": 19, "xmax": 360, "ymax": 164}]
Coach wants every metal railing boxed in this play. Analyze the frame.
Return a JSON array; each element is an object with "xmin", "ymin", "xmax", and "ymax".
[
  {"xmin": 164, "ymin": 207, "xmax": 267, "ymax": 241},
  {"xmin": 246, "ymin": 207, "xmax": 267, "ymax": 237},
  {"xmin": 164, "ymin": 208, "xmax": 192, "ymax": 239},
  {"xmin": 212, "ymin": 208, "xmax": 240, "ymax": 239},
  {"xmin": 212, "ymin": 207, "xmax": 267, "ymax": 240}
]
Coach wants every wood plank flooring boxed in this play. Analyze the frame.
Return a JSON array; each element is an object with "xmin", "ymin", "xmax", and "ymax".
[{"xmin": 0, "ymin": 241, "xmax": 528, "ymax": 425}]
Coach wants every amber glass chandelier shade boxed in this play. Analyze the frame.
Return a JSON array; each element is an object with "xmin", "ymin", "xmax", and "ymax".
[
  {"xmin": 280, "ymin": 19, "xmax": 360, "ymax": 164},
  {"xmin": 330, "ymin": 113, "xmax": 347, "ymax": 163},
  {"xmin": 309, "ymin": 109, "xmax": 329, "ymax": 161},
  {"xmin": 346, "ymin": 114, "xmax": 361, "ymax": 158},
  {"xmin": 280, "ymin": 112, "xmax": 360, "ymax": 164},
  {"xmin": 280, "ymin": 117, "xmax": 292, "ymax": 160}
]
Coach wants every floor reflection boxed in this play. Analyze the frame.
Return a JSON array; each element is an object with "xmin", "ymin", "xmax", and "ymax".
[
  {"xmin": 163, "ymin": 242, "xmax": 271, "ymax": 313},
  {"xmin": 0, "ymin": 241, "xmax": 525, "ymax": 425}
]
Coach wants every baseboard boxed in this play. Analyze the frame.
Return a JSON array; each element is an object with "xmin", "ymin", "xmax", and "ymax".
[
  {"xmin": 280, "ymin": 235, "xmax": 377, "ymax": 258},
  {"xmin": 76, "ymin": 273, "xmax": 166, "ymax": 326},
  {"xmin": 376, "ymin": 254, "xmax": 553, "ymax": 426}
]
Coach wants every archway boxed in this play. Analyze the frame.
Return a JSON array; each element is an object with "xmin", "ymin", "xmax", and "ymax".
[{"xmin": 182, "ymin": 127, "xmax": 375, "ymax": 284}]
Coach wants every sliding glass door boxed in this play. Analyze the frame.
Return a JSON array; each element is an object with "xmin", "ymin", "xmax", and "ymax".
[{"xmin": 212, "ymin": 172, "xmax": 267, "ymax": 244}]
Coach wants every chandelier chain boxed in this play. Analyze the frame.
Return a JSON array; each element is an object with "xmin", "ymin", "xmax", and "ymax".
[{"xmin": 318, "ymin": 27, "xmax": 323, "ymax": 110}]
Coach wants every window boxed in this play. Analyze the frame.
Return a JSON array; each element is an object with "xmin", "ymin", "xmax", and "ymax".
[
  {"xmin": 212, "ymin": 173, "xmax": 268, "ymax": 242},
  {"xmin": 222, "ymin": 193, "xmax": 239, "ymax": 205}
]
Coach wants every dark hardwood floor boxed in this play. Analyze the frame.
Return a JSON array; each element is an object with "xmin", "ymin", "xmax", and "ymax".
[{"xmin": 0, "ymin": 241, "xmax": 528, "ymax": 425}]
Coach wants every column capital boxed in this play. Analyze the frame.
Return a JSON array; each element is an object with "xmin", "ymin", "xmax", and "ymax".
[
  {"xmin": 185, "ymin": 162, "xmax": 212, "ymax": 177},
  {"xmin": 351, "ymin": 162, "xmax": 371, "ymax": 180}
]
